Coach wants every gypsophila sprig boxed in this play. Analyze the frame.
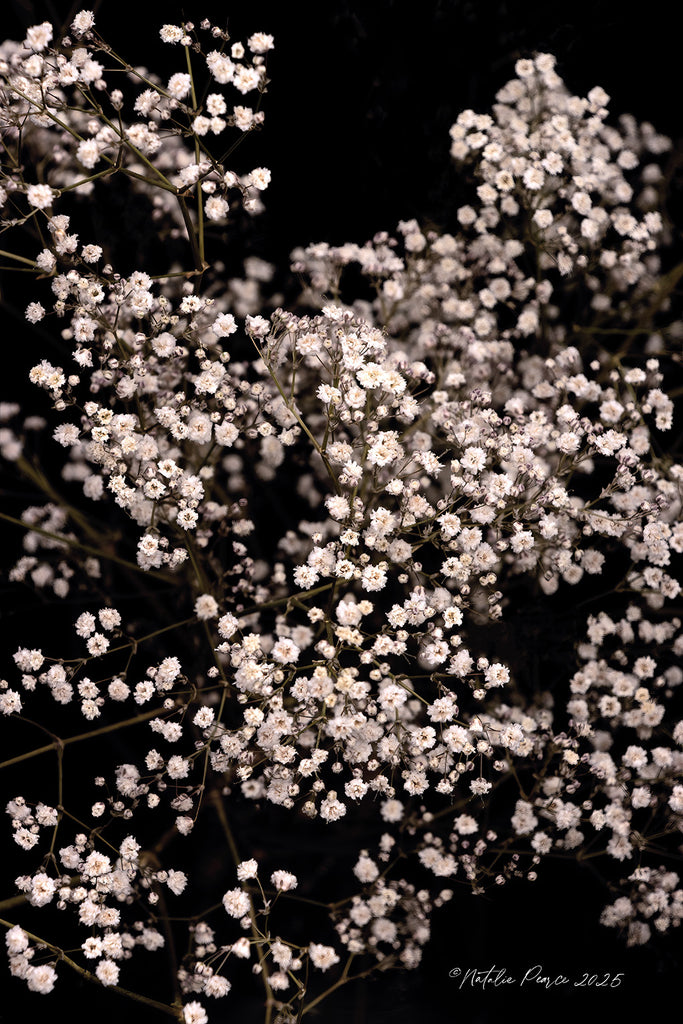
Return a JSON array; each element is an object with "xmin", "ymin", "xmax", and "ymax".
[{"xmin": 1, "ymin": 19, "xmax": 681, "ymax": 1024}]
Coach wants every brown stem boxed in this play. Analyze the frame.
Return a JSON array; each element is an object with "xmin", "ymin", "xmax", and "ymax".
[
  {"xmin": 0, "ymin": 917, "xmax": 182, "ymax": 1019},
  {"xmin": 0, "ymin": 705, "xmax": 167, "ymax": 770}
]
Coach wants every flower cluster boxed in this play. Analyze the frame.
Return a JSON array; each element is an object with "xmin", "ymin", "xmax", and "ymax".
[{"xmin": 1, "ymin": 18, "xmax": 681, "ymax": 1024}]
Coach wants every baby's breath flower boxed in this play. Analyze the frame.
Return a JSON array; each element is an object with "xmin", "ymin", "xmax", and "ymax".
[
  {"xmin": 26, "ymin": 184, "xmax": 55, "ymax": 209},
  {"xmin": 25, "ymin": 303, "xmax": 45, "ymax": 324},
  {"xmin": 270, "ymin": 870, "xmax": 297, "ymax": 891},
  {"xmin": 1, "ymin": 27, "xmax": 681, "ymax": 1014},
  {"xmin": 194, "ymin": 594, "xmax": 219, "ymax": 620},
  {"xmin": 71, "ymin": 11, "xmax": 95, "ymax": 36},
  {"xmin": 183, "ymin": 1003, "xmax": 208, "ymax": 1024},
  {"xmin": 222, "ymin": 888, "xmax": 251, "ymax": 918},
  {"xmin": 25, "ymin": 22, "xmax": 53, "ymax": 52},
  {"xmin": 308, "ymin": 943, "xmax": 340, "ymax": 971}
]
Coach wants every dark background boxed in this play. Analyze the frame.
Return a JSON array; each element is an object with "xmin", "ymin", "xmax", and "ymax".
[{"xmin": 2, "ymin": 1, "xmax": 681, "ymax": 1021}]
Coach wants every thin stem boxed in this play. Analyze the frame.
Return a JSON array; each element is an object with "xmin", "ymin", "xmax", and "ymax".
[
  {"xmin": 176, "ymin": 194, "xmax": 206, "ymax": 274},
  {"xmin": 0, "ymin": 248, "xmax": 37, "ymax": 267},
  {"xmin": 0, "ymin": 510, "xmax": 172, "ymax": 580},
  {"xmin": 209, "ymin": 791, "xmax": 274, "ymax": 1023},
  {"xmin": 253, "ymin": 340, "xmax": 341, "ymax": 494},
  {"xmin": 15, "ymin": 455, "xmax": 107, "ymax": 545},
  {"xmin": 0, "ymin": 917, "xmax": 182, "ymax": 1018},
  {"xmin": 239, "ymin": 581, "xmax": 334, "ymax": 616},
  {"xmin": 184, "ymin": 45, "xmax": 205, "ymax": 271},
  {"xmin": 0, "ymin": 706, "xmax": 168, "ymax": 771},
  {"xmin": 300, "ymin": 959, "xmax": 381, "ymax": 1017}
]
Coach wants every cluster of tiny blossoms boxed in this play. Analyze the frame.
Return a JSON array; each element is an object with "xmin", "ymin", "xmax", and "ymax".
[
  {"xmin": 1, "ymin": 22, "xmax": 682, "ymax": 1024},
  {"xmin": 0, "ymin": 12, "xmax": 272, "ymax": 257}
]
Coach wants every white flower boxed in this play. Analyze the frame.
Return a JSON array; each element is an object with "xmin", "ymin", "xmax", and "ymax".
[
  {"xmin": 25, "ymin": 22, "xmax": 53, "ymax": 52},
  {"xmin": 194, "ymin": 594, "xmax": 219, "ymax": 620},
  {"xmin": 26, "ymin": 964, "xmax": 57, "ymax": 993},
  {"xmin": 484, "ymin": 663, "xmax": 509, "ymax": 687},
  {"xmin": 245, "ymin": 314, "xmax": 269, "ymax": 337},
  {"xmin": 460, "ymin": 446, "xmax": 487, "ymax": 473},
  {"xmin": 248, "ymin": 167, "xmax": 271, "ymax": 191},
  {"xmin": 353, "ymin": 855, "xmax": 379, "ymax": 883},
  {"xmin": 167, "ymin": 870, "xmax": 188, "ymax": 895},
  {"xmin": 571, "ymin": 191, "xmax": 592, "ymax": 215},
  {"xmin": 206, "ymin": 52, "xmax": 235, "ymax": 84},
  {"xmin": 76, "ymin": 139, "xmax": 101, "ymax": 169},
  {"xmin": 71, "ymin": 11, "xmax": 95, "ymax": 36},
  {"xmin": 247, "ymin": 32, "xmax": 274, "ymax": 54},
  {"xmin": 25, "ymin": 303, "xmax": 45, "ymax": 323},
  {"xmin": 95, "ymin": 960, "xmax": 119, "ymax": 986},
  {"xmin": 193, "ymin": 707, "xmax": 214, "ymax": 729},
  {"xmin": 308, "ymin": 943, "xmax": 340, "ymax": 971},
  {"xmin": 0, "ymin": 689, "xmax": 22, "ymax": 715},
  {"xmin": 222, "ymin": 887, "xmax": 251, "ymax": 918},
  {"xmin": 26, "ymin": 184, "xmax": 55, "ymax": 209},
  {"xmin": 167, "ymin": 73, "xmax": 192, "ymax": 100},
  {"xmin": 82, "ymin": 851, "xmax": 112, "ymax": 877},
  {"xmin": 236, "ymin": 859, "xmax": 258, "ymax": 881},
  {"xmin": 212, "ymin": 313, "xmax": 237, "ymax": 337},
  {"xmin": 82, "ymin": 244, "xmax": 103, "ymax": 263},
  {"xmin": 361, "ymin": 563, "xmax": 388, "ymax": 592},
  {"xmin": 217, "ymin": 612, "xmax": 239, "ymax": 639},
  {"xmin": 177, "ymin": 508, "xmax": 199, "ymax": 530},
  {"xmin": 205, "ymin": 196, "xmax": 229, "ymax": 221},
  {"xmin": 183, "ymin": 1002, "xmax": 208, "ymax": 1024},
  {"xmin": 523, "ymin": 166, "xmax": 544, "ymax": 190},
  {"xmin": 270, "ymin": 870, "xmax": 297, "ymax": 891},
  {"xmin": 320, "ymin": 792, "xmax": 346, "ymax": 822},
  {"xmin": 5, "ymin": 926, "xmax": 29, "ymax": 954},
  {"xmin": 29, "ymin": 873, "xmax": 56, "ymax": 907},
  {"xmin": 160, "ymin": 24, "xmax": 184, "ymax": 43},
  {"xmin": 271, "ymin": 638, "xmax": 300, "ymax": 664}
]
